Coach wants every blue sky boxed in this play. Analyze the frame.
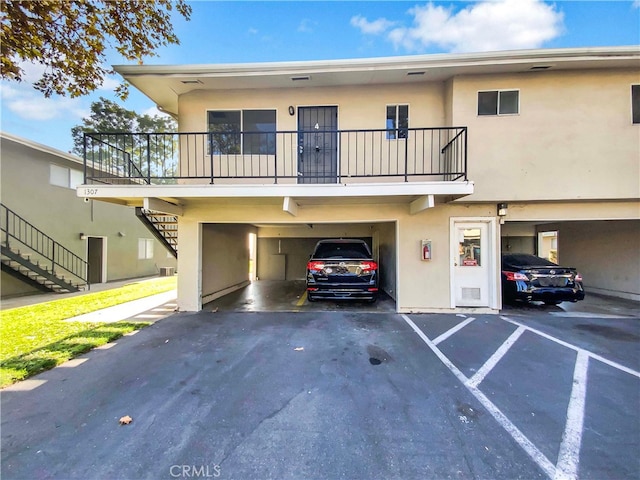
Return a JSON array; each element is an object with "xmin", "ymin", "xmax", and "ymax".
[{"xmin": 1, "ymin": 0, "xmax": 639, "ymax": 153}]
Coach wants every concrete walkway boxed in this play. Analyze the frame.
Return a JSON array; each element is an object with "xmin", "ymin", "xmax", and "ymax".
[{"xmin": 64, "ymin": 290, "xmax": 177, "ymax": 323}]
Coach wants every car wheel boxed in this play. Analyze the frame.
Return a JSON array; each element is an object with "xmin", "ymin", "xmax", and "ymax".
[{"xmin": 307, "ymin": 294, "xmax": 316, "ymax": 302}]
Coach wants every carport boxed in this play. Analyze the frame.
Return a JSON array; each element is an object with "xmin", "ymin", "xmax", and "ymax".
[
  {"xmin": 500, "ymin": 215, "xmax": 639, "ymax": 302},
  {"xmin": 200, "ymin": 220, "xmax": 398, "ymax": 311}
]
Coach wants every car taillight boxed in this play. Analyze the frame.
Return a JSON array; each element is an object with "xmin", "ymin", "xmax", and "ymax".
[
  {"xmin": 575, "ymin": 273, "xmax": 583, "ymax": 282},
  {"xmin": 503, "ymin": 271, "xmax": 528, "ymax": 281},
  {"xmin": 307, "ymin": 261, "xmax": 325, "ymax": 271},
  {"xmin": 360, "ymin": 261, "xmax": 378, "ymax": 271}
]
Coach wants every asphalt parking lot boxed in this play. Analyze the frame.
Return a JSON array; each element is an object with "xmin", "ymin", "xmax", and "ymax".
[{"xmin": 2, "ymin": 299, "xmax": 638, "ymax": 479}]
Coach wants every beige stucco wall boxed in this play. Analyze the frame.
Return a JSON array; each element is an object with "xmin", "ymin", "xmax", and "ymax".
[
  {"xmin": 450, "ymin": 69, "xmax": 640, "ymax": 202},
  {"xmin": 179, "ymin": 83, "xmax": 446, "ymax": 133},
  {"xmin": 0, "ymin": 136, "xmax": 175, "ymax": 297}
]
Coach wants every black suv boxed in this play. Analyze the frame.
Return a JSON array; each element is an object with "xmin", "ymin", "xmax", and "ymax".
[{"xmin": 306, "ymin": 239, "xmax": 379, "ymax": 302}]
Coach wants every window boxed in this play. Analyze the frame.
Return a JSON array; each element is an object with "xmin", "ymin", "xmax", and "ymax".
[
  {"xmin": 138, "ymin": 238, "xmax": 154, "ymax": 260},
  {"xmin": 478, "ymin": 90, "xmax": 519, "ymax": 116},
  {"xmin": 207, "ymin": 110, "xmax": 276, "ymax": 154},
  {"xmin": 386, "ymin": 105, "xmax": 409, "ymax": 139},
  {"xmin": 632, "ymin": 85, "xmax": 640, "ymax": 124},
  {"xmin": 50, "ymin": 164, "xmax": 84, "ymax": 189}
]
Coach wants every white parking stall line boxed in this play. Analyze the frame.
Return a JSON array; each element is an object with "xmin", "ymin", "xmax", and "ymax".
[
  {"xmin": 555, "ymin": 350, "xmax": 589, "ymax": 480},
  {"xmin": 402, "ymin": 314, "xmax": 557, "ymax": 479},
  {"xmin": 467, "ymin": 325, "xmax": 526, "ymax": 388},
  {"xmin": 432, "ymin": 316, "xmax": 476, "ymax": 346},
  {"xmin": 500, "ymin": 316, "xmax": 640, "ymax": 379}
]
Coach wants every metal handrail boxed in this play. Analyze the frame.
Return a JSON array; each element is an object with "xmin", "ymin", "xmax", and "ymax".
[{"xmin": 1, "ymin": 203, "xmax": 89, "ymax": 288}]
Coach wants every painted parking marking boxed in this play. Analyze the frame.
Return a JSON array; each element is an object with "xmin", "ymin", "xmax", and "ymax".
[
  {"xmin": 402, "ymin": 314, "xmax": 557, "ymax": 479},
  {"xmin": 432, "ymin": 316, "xmax": 476, "ymax": 345},
  {"xmin": 500, "ymin": 316, "xmax": 640, "ymax": 379},
  {"xmin": 296, "ymin": 291, "xmax": 308, "ymax": 307},
  {"xmin": 403, "ymin": 313, "xmax": 640, "ymax": 480},
  {"xmin": 467, "ymin": 325, "xmax": 525, "ymax": 388},
  {"xmin": 555, "ymin": 350, "xmax": 589, "ymax": 480}
]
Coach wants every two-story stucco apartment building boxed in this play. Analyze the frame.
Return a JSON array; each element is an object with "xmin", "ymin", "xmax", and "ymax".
[
  {"xmin": 78, "ymin": 46, "xmax": 640, "ymax": 312},
  {"xmin": 1, "ymin": 132, "xmax": 176, "ymax": 298}
]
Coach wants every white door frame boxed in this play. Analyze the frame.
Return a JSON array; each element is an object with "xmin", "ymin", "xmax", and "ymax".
[{"xmin": 449, "ymin": 217, "xmax": 499, "ymax": 309}]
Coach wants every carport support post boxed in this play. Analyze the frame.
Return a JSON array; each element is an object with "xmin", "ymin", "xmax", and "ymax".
[{"xmin": 177, "ymin": 217, "xmax": 202, "ymax": 312}]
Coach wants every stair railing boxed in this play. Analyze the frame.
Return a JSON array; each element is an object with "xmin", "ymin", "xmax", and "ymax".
[{"xmin": 1, "ymin": 203, "xmax": 89, "ymax": 289}]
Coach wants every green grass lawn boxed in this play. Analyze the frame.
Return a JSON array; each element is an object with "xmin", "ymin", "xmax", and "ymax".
[{"xmin": 0, "ymin": 276, "xmax": 176, "ymax": 387}]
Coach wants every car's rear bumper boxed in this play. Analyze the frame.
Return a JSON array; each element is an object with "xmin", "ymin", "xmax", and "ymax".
[
  {"xmin": 504, "ymin": 284, "xmax": 585, "ymax": 303},
  {"xmin": 307, "ymin": 284, "xmax": 378, "ymax": 300}
]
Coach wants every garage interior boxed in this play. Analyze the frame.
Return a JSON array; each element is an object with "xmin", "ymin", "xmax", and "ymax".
[
  {"xmin": 501, "ymin": 219, "xmax": 640, "ymax": 302},
  {"xmin": 201, "ymin": 221, "xmax": 398, "ymax": 312}
]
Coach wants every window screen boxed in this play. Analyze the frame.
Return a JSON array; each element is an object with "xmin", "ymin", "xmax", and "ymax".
[
  {"xmin": 50, "ymin": 164, "xmax": 69, "ymax": 188},
  {"xmin": 386, "ymin": 105, "xmax": 409, "ymax": 139},
  {"xmin": 632, "ymin": 85, "xmax": 640, "ymax": 124},
  {"xmin": 208, "ymin": 111, "xmax": 241, "ymax": 154},
  {"xmin": 243, "ymin": 110, "xmax": 276, "ymax": 154},
  {"xmin": 499, "ymin": 90, "xmax": 519, "ymax": 114},
  {"xmin": 478, "ymin": 91, "xmax": 499, "ymax": 115}
]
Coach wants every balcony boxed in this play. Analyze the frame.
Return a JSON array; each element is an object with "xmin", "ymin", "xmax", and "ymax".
[{"xmin": 83, "ymin": 127, "xmax": 467, "ymax": 186}]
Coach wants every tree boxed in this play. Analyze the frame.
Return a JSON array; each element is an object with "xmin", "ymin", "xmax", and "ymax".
[
  {"xmin": 73, "ymin": 97, "xmax": 179, "ymax": 180},
  {"xmin": 1, "ymin": 0, "xmax": 191, "ymax": 99}
]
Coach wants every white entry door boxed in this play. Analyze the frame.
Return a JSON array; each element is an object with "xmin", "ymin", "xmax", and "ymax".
[{"xmin": 452, "ymin": 222, "xmax": 490, "ymax": 307}]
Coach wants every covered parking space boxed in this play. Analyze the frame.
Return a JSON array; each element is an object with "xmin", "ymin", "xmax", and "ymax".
[
  {"xmin": 499, "ymin": 201, "xmax": 639, "ymax": 302},
  {"xmin": 199, "ymin": 219, "xmax": 398, "ymax": 312}
]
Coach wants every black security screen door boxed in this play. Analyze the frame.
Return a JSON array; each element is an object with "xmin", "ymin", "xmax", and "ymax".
[{"xmin": 298, "ymin": 106, "xmax": 338, "ymax": 184}]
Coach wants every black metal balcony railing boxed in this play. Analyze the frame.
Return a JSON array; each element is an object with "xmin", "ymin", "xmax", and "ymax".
[{"xmin": 83, "ymin": 127, "xmax": 467, "ymax": 185}]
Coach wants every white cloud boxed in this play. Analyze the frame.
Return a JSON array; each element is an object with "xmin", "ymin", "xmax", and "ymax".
[
  {"xmin": 98, "ymin": 74, "xmax": 121, "ymax": 91},
  {"xmin": 354, "ymin": 0, "xmax": 564, "ymax": 53},
  {"xmin": 0, "ymin": 81, "xmax": 88, "ymax": 122},
  {"xmin": 350, "ymin": 14, "xmax": 396, "ymax": 35}
]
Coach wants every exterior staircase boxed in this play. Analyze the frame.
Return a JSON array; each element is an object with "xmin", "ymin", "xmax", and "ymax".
[
  {"xmin": 1, "ymin": 203, "xmax": 88, "ymax": 293},
  {"xmin": 135, "ymin": 208, "xmax": 178, "ymax": 259}
]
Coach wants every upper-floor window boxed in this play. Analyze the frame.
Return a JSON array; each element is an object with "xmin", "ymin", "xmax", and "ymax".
[
  {"xmin": 207, "ymin": 110, "xmax": 276, "ymax": 154},
  {"xmin": 632, "ymin": 85, "xmax": 640, "ymax": 124},
  {"xmin": 386, "ymin": 105, "xmax": 409, "ymax": 139},
  {"xmin": 50, "ymin": 164, "xmax": 83, "ymax": 189},
  {"xmin": 478, "ymin": 90, "xmax": 519, "ymax": 116}
]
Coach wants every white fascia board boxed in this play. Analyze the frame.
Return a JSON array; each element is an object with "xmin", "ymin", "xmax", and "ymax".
[
  {"xmin": 112, "ymin": 46, "xmax": 640, "ymax": 78},
  {"xmin": 77, "ymin": 182, "xmax": 474, "ymax": 200}
]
